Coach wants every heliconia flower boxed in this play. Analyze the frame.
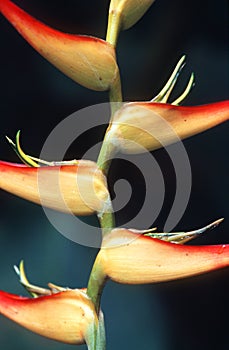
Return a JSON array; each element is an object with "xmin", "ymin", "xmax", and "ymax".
[
  {"xmin": 13, "ymin": 260, "xmax": 70, "ymax": 298},
  {"xmin": 108, "ymin": 100, "xmax": 229, "ymax": 153},
  {"xmin": 0, "ymin": 289, "xmax": 98, "ymax": 345},
  {"xmin": 0, "ymin": 0, "xmax": 119, "ymax": 91},
  {"xmin": 96, "ymin": 225, "xmax": 229, "ymax": 284},
  {"xmin": 104, "ymin": 55, "xmax": 228, "ymax": 153},
  {"xmin": 0, "ymin": 160, "xmax": 109, "ymax": 215},
  {"xmin": 107, "ymin": 0, "xmax": 155, "ymax": 44}
]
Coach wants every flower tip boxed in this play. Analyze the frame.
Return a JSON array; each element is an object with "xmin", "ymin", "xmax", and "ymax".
[
  {"xmin": 5, "ymin": 135, "xmax": 12, "ymax": 144},
  {"xmin": 13, "ymin": 264, "xmax": 20, "ymax": 276},
  {"xmin": 190, "ymin": 218, "xmax": 224, "ymax": 236},
  {"xmin": 178, "ymin": 55, "xmax": 186, "ymax": 71},
  {"xmin": 14, "ymin": 260, "xmax": 25, "ymax": 278},
  {"xmin": 211, "ymin": 217, "xmax": 224, "ymax": 227}
]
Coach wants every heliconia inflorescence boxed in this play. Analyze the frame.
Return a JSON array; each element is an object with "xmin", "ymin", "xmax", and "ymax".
[{"xmin": 0, "ymin": 0, "xmax": 228, "ymax": 348}]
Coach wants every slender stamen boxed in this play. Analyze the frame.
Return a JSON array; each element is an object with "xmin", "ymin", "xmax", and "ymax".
[
  {"xmin": 151, "ymin": 55, "xmax": 186, "ymax": 102},
  {"xmin": 47, "ymin": 283, "xmax": 70, "ymax": 293},
  {"xmin": 130, "ymin": 227, "xmax": 157, "ymax": 234},
  {"xmin": 14, "ymin": 261, "xmax": 70, "ymax": 296},
  {"xmin": 14, "ymin": 260, "xmax": 51, "ymax": 297},
  {"xmin": 144, "ymin": 218, "xmax": 224, "ymax": 244},
  {"xmin": 6, "ymin": 131, "xmax": 39, "ymax": 167},
  {"xmin": 159, "ymin": 74, "xmax": 179, "ymax": 103},
  {"xmin": 6, "ymin": 132, "xmax": 78, "ymax": 167},
  {"xmin": 172, "ymin": 72, "xmax": 195, "ymax": 105},
  {"xmin": 15, "ymin": 130, "xmax": 39, "ymax": 167}
]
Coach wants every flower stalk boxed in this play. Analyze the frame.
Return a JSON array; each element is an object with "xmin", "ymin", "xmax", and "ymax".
[
  {"xmin": 87, "ymin": 257, "xmax": 107, "ymax": 314},
  {"xmin": 0, "ymin": 0, "xmax": 228, "ymax": 349}
]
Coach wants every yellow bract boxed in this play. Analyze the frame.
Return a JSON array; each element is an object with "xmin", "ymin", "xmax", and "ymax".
[{"xmin": 109, "ymin": 0, "xmax": 155, "ymax": 30}]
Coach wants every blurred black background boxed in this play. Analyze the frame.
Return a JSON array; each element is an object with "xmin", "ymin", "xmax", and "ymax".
[{"xmin": 0, "ymin": 0, "xmax": 228, "ymax": 349}]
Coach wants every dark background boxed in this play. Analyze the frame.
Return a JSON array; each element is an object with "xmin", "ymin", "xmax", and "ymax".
[{"xmin": 0, "ymin": 0, "xmax": 228, "ymax": 349}]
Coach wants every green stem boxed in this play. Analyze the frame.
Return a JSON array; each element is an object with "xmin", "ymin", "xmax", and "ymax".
[
  {"xmin": 106, "ymin": 9, "xmax": 122, "ymax": 47},
  {"xmin": 109, "ymin": 67, "xmax": 123, "ymax": 103},
  {"xmin": 87, "ymin": 255, "xmax": 107, "ymax": 314},
  {"xmin": 96, "ymin": 312, "xmax": 106, "ymax": 350},
  {"xmin": 96, "ymin": 72, "xmax": 123, "ymax": 234},
  {"xmin": 85, "ymin": 311, "xmax": 106, "ymax": 350},
  {"xmin": 97, "ymin": 71, "xmax": 123, "ymax": 175},
  {"xmin": 87, "ymin": 72, "xmax": 123, "ymax": 315},
  {"xmin": 87, "ymin": 36, "xmax": 123, "ymax": 349},
  {"xmin": 98, "ymin": 207, "xmax": 115, "ymax": 238},
  {"xmin": 96, "ymin": 134, "xmax": 115, "ymax": 177}
]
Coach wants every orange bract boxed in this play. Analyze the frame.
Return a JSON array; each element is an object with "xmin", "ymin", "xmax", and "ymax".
[
  {"xmin": 0, "ymin": 160, "xmax": 109, "ymax": 215},
  {"xmin": 97, "ymin": 228, "xmax": 229, "ymax": 284},
  {"xmin": 0, "ymin": 0, "xmax": 118, "ymax": 91},
  {"xmin": 0, "ymin": 289, "xmax": 97, "ymax": 344},
  {"xmin": 108, "ymin": 101, "xmax": 229, "ymax": 153}
]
